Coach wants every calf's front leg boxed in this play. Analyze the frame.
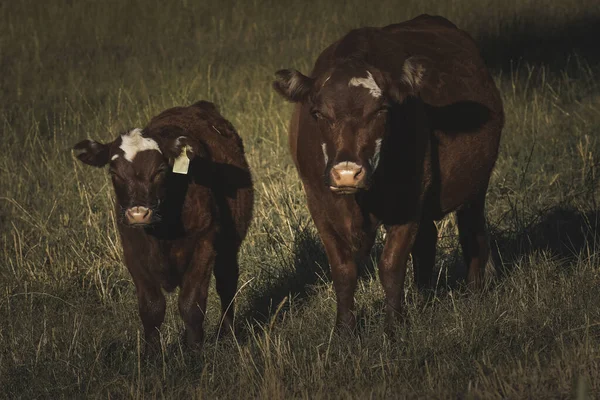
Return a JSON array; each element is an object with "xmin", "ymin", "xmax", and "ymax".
[
  {"xmin": 122, "ymin": 241, "xmax": 166, "ymax": 354},
  {"xmin": 178, "ymin": 232, "xmax": 217, "ymax": 349},
  {"xmin": 135, "ymin": 281, "xmax": 166, "ymax": 353}
]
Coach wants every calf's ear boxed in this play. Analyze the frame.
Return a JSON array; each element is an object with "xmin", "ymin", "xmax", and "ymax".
[
  {"xmin": 273, "ymin": 69, "xmax": 314, "ymax": 102},
  {"xmin": 157, "ymin": 126, "xmax": 207, "ymax": 161},
  {"xmin": 168, "ymin": 135, "xmax": 206, "ymax": 161},
  {"xmin": 73, "ymin": 139, "xmax": 111, "ymax": 167}
]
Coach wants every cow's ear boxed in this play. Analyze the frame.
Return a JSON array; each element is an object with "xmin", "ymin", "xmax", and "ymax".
[
  {"xmin": 273, "ymin": 69, "xmax": 314, "ymax": 102},
  {"xmin": 388, "ymin": 56, "xmax": 428, "ymax": 103},
  {"xmin": 73, "ymin": 139, "xmax": 111, "ymax": 167}
]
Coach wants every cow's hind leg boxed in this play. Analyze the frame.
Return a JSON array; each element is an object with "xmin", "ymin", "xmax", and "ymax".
[
  {"xmin": 213, "ymin": 246, "xmax": 239, "ymax": 336},
  {"xmin": 456, "ymin": 194, "xmax": 489, "ymax": 290},
  {"xmin": 411, "ymin": 219, "xmax": 437, "ymax": 289}
]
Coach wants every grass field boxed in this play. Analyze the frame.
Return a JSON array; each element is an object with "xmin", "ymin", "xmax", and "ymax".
[{"xmin": 2, "ymin": 0, "xmax": 600, "ymax": 398}]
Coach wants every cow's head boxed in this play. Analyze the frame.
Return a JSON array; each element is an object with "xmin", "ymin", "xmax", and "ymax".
[
  {"xmin": 273, "ymin": 58, "xmax": 426, "ymax": 194},
  {"xmin": 73, "ymin": 127, "xmax": 202, "ymax": 226}
]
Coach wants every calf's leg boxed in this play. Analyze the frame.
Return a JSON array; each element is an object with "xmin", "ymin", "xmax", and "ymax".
[
  {"xmin": 178, "ymin": 236, "xmax": 216, "ymax": 348},
  {"xmin": 213, "ymin": 248, "xmax": 239, "ymax": 336},
  {"xmin": 133, "ymin": 279, "xmax": 166, "ymax": 353}
]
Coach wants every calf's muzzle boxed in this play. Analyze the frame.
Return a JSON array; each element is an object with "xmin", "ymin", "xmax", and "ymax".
[{"xmin": 126, "ymin": 206, "xmax": 153, "ymax": 225}]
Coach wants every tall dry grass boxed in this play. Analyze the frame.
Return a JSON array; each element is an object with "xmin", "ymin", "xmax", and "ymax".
[{"xmin": 1, "ymin": 0, "xmax": 599, "ymax": 398}]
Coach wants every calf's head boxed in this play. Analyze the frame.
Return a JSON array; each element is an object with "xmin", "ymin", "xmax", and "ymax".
[
  {"xmin": 73, "ymin": 127, "xmax": 201, "ymax": 226},
  {"xmin": 273, "ymin": 58, "xmax": 425, "ymax": 194}
]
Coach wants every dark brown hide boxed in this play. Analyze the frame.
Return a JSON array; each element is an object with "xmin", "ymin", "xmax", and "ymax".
[
  {"xmin": 73, "ymin": 101, "xmax": 254, "ymax": 351},
  {"xmin": 273, "ymin": 15, "xmax": 504, "ymax": 330}
]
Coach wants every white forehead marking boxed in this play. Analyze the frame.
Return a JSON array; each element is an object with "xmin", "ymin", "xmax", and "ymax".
[
  {"xmin": 321, "ymin": 142, "xmax": 328, "ymax": 164},
  {"xmin": 119, "ymin": 128, "xmax": 161, "ymax": 162},
  {"xmin": 348, "ymin": 71, "xmax": 381, "ymax": 98},
  {"xmin": 370, "ymin": 138, "xmax": 383, "ymax": 171},
  {"xmin": 111, "ymin": 154, "xmax": 119, "ymax": 161}
]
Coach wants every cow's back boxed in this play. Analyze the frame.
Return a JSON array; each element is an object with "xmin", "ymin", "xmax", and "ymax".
[{"xmin": 380, "ymin": 16, "xmax": 504, "ymax": 214}]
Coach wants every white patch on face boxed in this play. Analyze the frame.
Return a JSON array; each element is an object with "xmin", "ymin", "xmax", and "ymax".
[
  {"xmin": 111, "ymin": 154, "xmax": 119, "ymax": 161},
  {"xmin": 321, "ymin": 142, "xmax": 328, "ymax": 164},
  {"xmin": 348, "ymin": 71, "xmax": 381, "ymax": 98},
  {"xmin": 119, "ymin": 128, "xmax": 162, "ymax": 162},
  {"xmin": 370, "ymin": 138, "xmax": 383, "ymax": 171},
  {"xmin": 322, "ymin": 75, "xmax": 331, "ymax": 86}
]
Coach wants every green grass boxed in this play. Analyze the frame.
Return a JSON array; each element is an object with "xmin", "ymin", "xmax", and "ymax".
[{"xmin": 2, "ymin": 0, "xmax": 600, "ymax": 398}]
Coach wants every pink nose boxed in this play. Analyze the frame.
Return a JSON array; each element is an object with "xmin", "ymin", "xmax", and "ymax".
[
  {"xmin": 125, "ymin": 206, "xmax": 152, "ymax": 225},
  {"xmin": 330, "ymin": 162, "xmax": 365, "ymax": 191}
]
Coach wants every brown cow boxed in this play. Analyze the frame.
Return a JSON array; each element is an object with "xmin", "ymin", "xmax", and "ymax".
[
  {"xmin": 73, "ymin": 101, "xmax": 254, "ymax": 351},
  {"xmin": 273, "ymin": 15, "xmax": 504, "ymax": 331}
]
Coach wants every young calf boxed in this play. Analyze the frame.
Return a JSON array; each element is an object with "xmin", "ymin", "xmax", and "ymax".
[{"xmin": 73, "ymin": 101, "xmax": 254, "ymax": 351}]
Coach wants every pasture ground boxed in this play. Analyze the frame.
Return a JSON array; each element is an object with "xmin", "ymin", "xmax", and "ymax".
[{"xmin": 1, "ymin": 0, "xmax": 600, "ymax": 398}]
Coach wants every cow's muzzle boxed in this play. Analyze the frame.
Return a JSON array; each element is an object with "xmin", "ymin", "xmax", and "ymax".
[{"xmin": 329, "ymin": 161, "xmax": 367, "ymax": 194}]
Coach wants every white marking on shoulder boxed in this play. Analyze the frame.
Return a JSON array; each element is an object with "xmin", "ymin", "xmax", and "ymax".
[
  {"xmin": 111, "ymin": 154, "xmax": 119, "ymax": 161},
  {"xmin": 119, "ymin": 128, "xmax": 162, "ymax": 162},
  {"xmin": 348, "ymin": 71, "xmax": 381, "ymax": 98},
  {"xmin": 321, "ymin": 142, "xmax": 328, "ymax": 164}
]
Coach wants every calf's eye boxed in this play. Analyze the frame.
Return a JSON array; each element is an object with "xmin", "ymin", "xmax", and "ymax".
[
  {"xmin": 152, "ymin": 169, "xmax": 166, "ymax": 182},
  {"xmin": 109, "ymin": 170, "xmax": 125, "ymax": 182}
]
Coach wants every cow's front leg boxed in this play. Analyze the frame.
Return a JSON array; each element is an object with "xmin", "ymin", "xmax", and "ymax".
[
  {"xmin": 312, "ymin": 224, "xmax": 358, "ymax": 331},
  {"xmin": 305, "ymin": 188, "xmax": 376, "ymax": 331},
  {"xmin": 178, "ymin": 232, "xmax": 217, "ymax": 349},
  {"xmin": 378, "ymin": 222, "xmax": 419, "ymax": 330}
]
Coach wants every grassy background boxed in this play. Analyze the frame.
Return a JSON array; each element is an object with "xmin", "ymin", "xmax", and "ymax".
[{"xmin": 2, "ymin": 0, "xmax": 600, "ymax": 398}]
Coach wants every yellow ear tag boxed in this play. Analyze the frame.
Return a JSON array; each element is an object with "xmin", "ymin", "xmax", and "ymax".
[{"xmin": 172, "ymin": 146, "xmax": 191, "ymax": 175}]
